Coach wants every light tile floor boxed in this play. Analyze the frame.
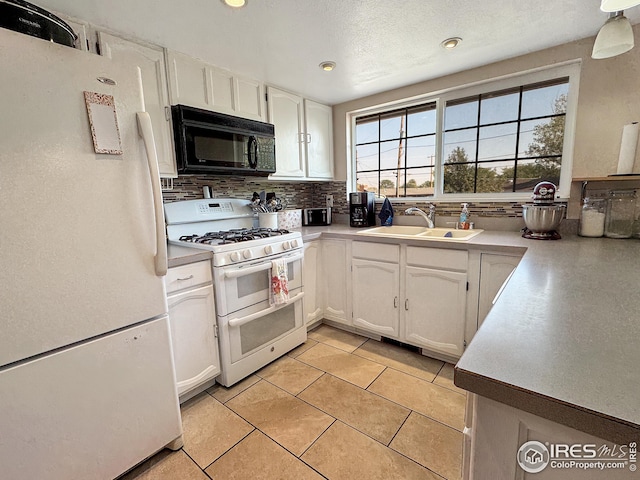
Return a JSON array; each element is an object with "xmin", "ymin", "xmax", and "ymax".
[{"xmin": 120, "ymin": 324, "xmax": 465, "ymax": 480}]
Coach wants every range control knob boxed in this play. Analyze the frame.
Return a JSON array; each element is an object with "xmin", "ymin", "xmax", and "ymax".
[
  {"xmin": 243, "ymin": 249, "xmax": 253, "ymax": 259},
  {"xmin": 230, "ymin": 251, "xmax": 242, "ymax": 262},
  {"xmin": 264, "ymin": 245, "xmax": 274, "ymax": 255},
  {"xmin": 282, "ymin": 240, "xmax": 291, "ymax": 250},
  {"xmin": 290, "ymin": 239, "xmax": 299, "ymax": 248}
]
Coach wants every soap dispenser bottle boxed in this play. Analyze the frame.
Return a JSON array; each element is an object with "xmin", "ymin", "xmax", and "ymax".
[{"xmin": 459, "ymin": 203, "xmax": 470, "ymax": 230}]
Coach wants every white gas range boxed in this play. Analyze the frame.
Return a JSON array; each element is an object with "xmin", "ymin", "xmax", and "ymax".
[{"xmin": 165, "ymin": 198, "xmax": 306, "ymax": 387}]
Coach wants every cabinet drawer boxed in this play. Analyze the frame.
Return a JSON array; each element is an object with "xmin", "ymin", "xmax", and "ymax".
[
  {"xmin": 352, "ymin": 241, "xmax": 399, "ymax": 263},
  {"xmin": 166, "ymin": 260, "xmax": 212, "ymax": 294},
  {"xmin": 406, "ymin": 246, "xmax": 468, "ymax": 271}
]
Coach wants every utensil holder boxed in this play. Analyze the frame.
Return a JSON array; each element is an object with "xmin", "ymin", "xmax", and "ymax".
[{"xmin": 258, "ymin": 212, "xmax": 278, "ymax": 229}]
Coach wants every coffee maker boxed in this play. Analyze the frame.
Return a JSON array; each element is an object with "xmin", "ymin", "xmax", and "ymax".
[{"xmin": 350, "ymin": 192, "xmax": 376, "ymax": 227}]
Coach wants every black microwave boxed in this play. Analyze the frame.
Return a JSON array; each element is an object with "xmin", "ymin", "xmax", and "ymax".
[{"xmin": 171, "ymin": 104, "xmax": 276, "ymax": 176}]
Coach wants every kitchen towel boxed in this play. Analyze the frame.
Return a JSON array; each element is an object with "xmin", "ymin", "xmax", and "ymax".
[
  {"xmin": 270, "ymin": 259, "xmax": 289, "ymax": 306},
  {"xmin": 378, "ymin": 198, "xmax": 394, "ymax": 226}
]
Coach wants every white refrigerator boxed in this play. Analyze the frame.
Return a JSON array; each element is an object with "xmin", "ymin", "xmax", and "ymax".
[{"xmin": 0, "ymin": 28, "xmax": 182, "ymax": 479}]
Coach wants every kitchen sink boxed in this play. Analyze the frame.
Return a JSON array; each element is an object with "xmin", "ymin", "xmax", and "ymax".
[{"xmin": 357, "ymin": 226, "xmax": 483, "ymax": 241}]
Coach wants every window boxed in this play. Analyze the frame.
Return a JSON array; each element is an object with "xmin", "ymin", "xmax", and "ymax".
[
  {"xmin": 356, "ymin": 103, "xmax": 436, "ymax": 197},
  {"xmin": 443, "ymin": 79, "xmax": 568, "ymax": 194},
  {"xmin": 351, "ymin": 63, "xmax": 579, "ymax": 199}
]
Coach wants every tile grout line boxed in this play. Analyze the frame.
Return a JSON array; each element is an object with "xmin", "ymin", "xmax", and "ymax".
[{"xmin": 176, "ymin": 326, "xmax": 464, "ymax": 480}]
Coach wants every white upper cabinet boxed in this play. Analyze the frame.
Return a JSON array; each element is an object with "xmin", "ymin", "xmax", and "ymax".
[
  {"xmin": 98, "ymin": 33, "xmax": 177, "ymax": 178},
  {"xmin": 304, "ymin": 99, "xmax": 334, "ymax": 179},
  {"xmin": 166, "ymin": 50, "xmax": 212, "ymax": 109},
  {"xmin": 166, "ymin": 50, "xmax": 265, "ymax": 122},
  {"xmin": 234, "ymin": 76, "xmax": 265, "ymax": 121},
  {"xmin": 267, "ymin": 87, "xmax": 306, "ymax": 178},
  {"xmin": 267, "ymin": 86, "xmax": 334, "ymax": 181}
]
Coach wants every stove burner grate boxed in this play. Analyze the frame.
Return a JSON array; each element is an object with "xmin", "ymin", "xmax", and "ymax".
[{"xmin": 178, "ymin": 228, "xmax": 291, "ymax": 245}]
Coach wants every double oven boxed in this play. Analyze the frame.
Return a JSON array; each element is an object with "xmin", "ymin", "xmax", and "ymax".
[{"xmin": 165, "ymin": 198, "xmax": 306, "ymax": 387}]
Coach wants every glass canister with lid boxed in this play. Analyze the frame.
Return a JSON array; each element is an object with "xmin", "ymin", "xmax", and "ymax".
[
  {"xmin": 604, "ymin": 190, "xmax": 637, "ymax": 238},
  {"xmin": 579, "ymin": 196, "xmax": 606, "ymax": 237}
]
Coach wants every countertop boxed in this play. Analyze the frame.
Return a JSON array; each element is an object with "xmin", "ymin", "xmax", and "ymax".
[
  {"xmin": 167, "ymin": 244, "xmax": 212, "ymax": 268},
  {"xmin": 454, "ymin": 233, "xmax": 640, "ymax": 444},
  {"xmin": 300, "ymin": 225, "xmax": 640, "ymax": 444},
  {"xmin": 167, "ymin": 225, "xmax": 640, "ymax": 443}
]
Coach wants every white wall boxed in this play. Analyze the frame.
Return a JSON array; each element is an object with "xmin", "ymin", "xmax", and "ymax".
[{"xmin": 331, "ymin": 25, "xmax": 640, "ymax": 215}]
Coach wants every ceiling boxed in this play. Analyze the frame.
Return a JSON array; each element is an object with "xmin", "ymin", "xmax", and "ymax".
[{"xmin": 37, "ymin": 0, "xmax": 640, "ymax": 105}]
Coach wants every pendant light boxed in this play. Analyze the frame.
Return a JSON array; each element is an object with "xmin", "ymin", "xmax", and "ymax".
[
  {"xmin": 600, "ymin": 0, "xmax": 640, "ymax": 11},
  {"xmin": 591, "ymin": 11, "xmax": 634, "ymax": 59}
]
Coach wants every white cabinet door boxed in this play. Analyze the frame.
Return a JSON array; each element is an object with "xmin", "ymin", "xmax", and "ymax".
[
  {"xmin": 166, "ymin": 50, "xmax": 212, "ymax": 109},
  {"xmin": 267, "ymin": 86, "xmax": 306, "ymax": 178},
  {"xmin": 98, "ymin": 33, "xmax": 177, "ymax": 178},
  {"xmin": 234, "ymin": 76, "xmax": 265, "ymax": 121},
  {"xmin": 478, "ymin": 253, "xmax": 521, "ymax": 325},
  {"xmin": 166, "ymin": 51, "xmax": 265, "ymax": 121},
  {"xmin": 404, "ymin": 266, "xmax": 467, "ymax": 358},
  {"xmin": 210, "ymin": 66, "xmax": 235, "ymax": 113},
  {"xmin": 167, "ymin": 284, "xmax": 220, "ymax": 397},
  {"xmin": 321, "ymin": 239, "xmax": 350, "ymax": 325},
  {"xmin": 352, "ymin": 258, "xmax": 400, "ymax": 337},
  {"xmin": 304, "ymin": 99, "xmax": 333, "ymax": 179},
  {"xmin": 303, "ymin": 240, "xmax": 323, "ymax": 326}
]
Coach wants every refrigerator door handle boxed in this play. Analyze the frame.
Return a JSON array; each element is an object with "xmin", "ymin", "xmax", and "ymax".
[{"xmin": 136, "ymin": 112, "xmax": 168, "ymax": 277}]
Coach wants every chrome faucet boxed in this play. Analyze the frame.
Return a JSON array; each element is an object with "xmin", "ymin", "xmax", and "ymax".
[{"xmin": 404, "ymin": 204, "xmax": 436, "ymax": 228}]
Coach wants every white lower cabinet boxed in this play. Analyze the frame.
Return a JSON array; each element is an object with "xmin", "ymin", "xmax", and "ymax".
[
  {"xmin": 404, "ymin": 266, "xmax": 467, "ymax": 357},
  {"xmin": 467, "ymin": 395, "xmax": 632, "ymax": 480},
  {"xmin": 477, "ymin": 253, "xmax": 521, "ymax": 325},
  {"xmin": 303, "ymin": 240, "xmax": 323, "ymax": 326},
  {"xmin": 166, "ymin": 261, "xmax": 220, "ymax": 402},
  {"xmin": 351, "ymin": 241, "xmax": 468, "ymax": 360},
  {"xmin": 321, "ymin": 238, "xmax": 351, "ymax": 325},
  {"xmin": 352, "ymin": 258, "xmax": 400, "ymax": 337}
]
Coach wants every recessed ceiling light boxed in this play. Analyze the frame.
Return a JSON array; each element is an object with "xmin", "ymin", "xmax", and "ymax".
[
  {"xmin": 223, "ymin": 0, "xmax": 246, "ymax": 8},
  {"xmin": 319, "ymin": 61, "xmax": 336, "ymax": 71},
  {"xmin": 441, "ymin": 37, "xmax": 462, "ymax": 49}
]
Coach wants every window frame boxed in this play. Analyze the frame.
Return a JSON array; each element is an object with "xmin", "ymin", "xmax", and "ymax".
[{"xmin": 347, "ymin": 61, "xmax": 581, "ymax": 202}]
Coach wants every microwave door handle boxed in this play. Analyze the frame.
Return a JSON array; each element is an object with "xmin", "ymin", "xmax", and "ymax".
[{"xmin": 247, "ymin": 136, "xmax": 258, "ymax": 169}]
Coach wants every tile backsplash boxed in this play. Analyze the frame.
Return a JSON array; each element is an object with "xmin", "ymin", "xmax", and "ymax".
[
  {"xmin": 162, "ymin": 176, "xmax": 348, "ymax": 213},
  {"xmin": 163, "ymin": 175, "xmax": 548, "ymax": 221}
]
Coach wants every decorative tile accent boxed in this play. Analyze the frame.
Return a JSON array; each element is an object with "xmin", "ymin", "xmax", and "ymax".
[
  {"xmin": 161, "ymin": 174, "xmax": 552, "ymax": 219},
  {"xmin": 162, "ymin": 176, "xmax": 349, "ymax": 214}
]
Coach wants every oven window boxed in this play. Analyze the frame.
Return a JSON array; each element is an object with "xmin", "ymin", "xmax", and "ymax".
[
  {"xmin": 235, "ymin": 264, "xmax": 296, "ymax": 299},
  {"xmin": 239, "ymin": 304, "xmax": 296, "ymax": 354},
  {"xmin": 237, "ymin": 270, "xmax": 269, "ymax": 299}
]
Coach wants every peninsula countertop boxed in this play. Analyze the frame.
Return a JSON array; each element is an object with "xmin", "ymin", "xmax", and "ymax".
[{"xmin": 299, "ymin": 225, "xmax": 640, "ymax": 444}]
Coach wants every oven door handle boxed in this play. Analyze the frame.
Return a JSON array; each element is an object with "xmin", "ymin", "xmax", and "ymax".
[
  {"xmin": 224, "ymin": 252, "xmax": 304, "ymax": 279},
  {"xmin": 228, "ymin": 291, "xmax": 305, "ymax": 328}
]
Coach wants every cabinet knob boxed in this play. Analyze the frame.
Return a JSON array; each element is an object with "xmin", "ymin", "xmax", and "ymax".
[
  {"xmin": 177, "ymin": 275, "xmax": 194, "ymax": 281},
  {"xmin": 394, "ymin": 296, "xmax": 398, "ymax": 308},
  {"xmin": 405, "ymin": 299, "xmax": 409, "ymax": 310}
]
